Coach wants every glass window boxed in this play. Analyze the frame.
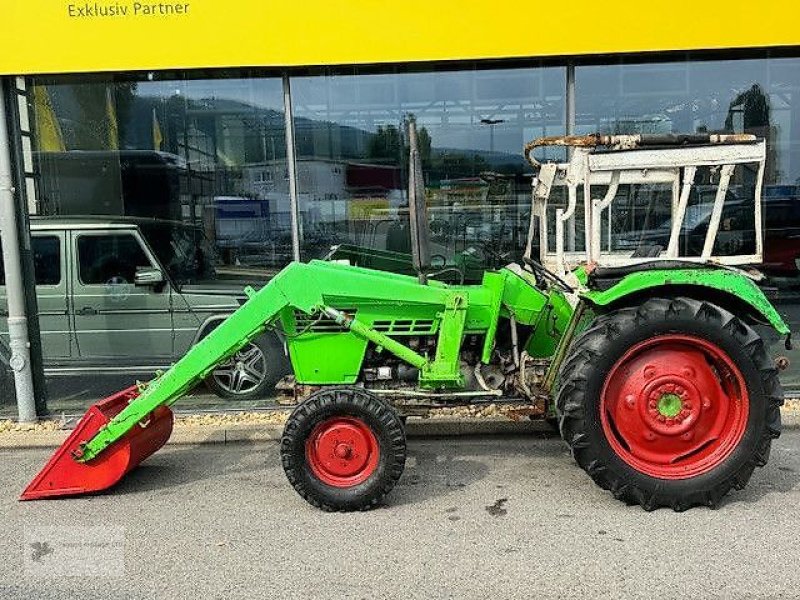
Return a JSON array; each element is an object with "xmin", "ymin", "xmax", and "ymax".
[
  {"xmin": 77, "ymin": 233, "xmax": 152, "ymax": 285},
  {"xmin": 291, "ymin": 64, "xmax": 565, "ymax": 280},
  {"xmin": 28, "ymin": 72, "xmax": 290, "ymax": 278},
  {"xmin": 138, "ymin": 221, "xmax": 220, "ymax": 286},
  {"xmin": 26, "ymin": 71, "xmax": 294, "ymax": 410},
  {"xmin": 0, "ymin": 236, "xmax": 61, "ymax": 285},
  {"xmin": 576, "ymin": 55, "xmax": 800, "ymax": 389},
  {"xmin": 31, "ymin": 236, "xmax": 61, "ymax": 285}
]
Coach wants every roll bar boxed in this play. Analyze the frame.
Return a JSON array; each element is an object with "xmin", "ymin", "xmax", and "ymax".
[{"xmin": 524, "ymin": 133, "xmax": 758, "ymax": 168}]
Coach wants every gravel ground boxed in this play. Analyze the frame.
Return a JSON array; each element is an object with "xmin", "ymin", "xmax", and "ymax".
[
  {"xmin": 2, "ymin": 431, "xmax": 800, "ymax": 599},
  {"xmin": 0, "ymin": 403, "xmax": 541, "ymax": 433},
  {"xmin": 2, "ymin": 398, "xmax": 800, "ymax": 434}
]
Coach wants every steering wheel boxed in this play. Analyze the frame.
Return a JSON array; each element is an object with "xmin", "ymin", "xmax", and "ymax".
[
  {"xmin": 476, "ymin": 240, "xmax": 511, "ymax": 267},
  {"xmin": 430, "ymin": 253, "xmax": 448, "ymax": 268},
  {"xmin": 522, "ymin": 256, "xmax": 574, "ymax": 293}
]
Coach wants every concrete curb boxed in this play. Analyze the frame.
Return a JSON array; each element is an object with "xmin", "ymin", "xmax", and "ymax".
[
  {"xmin": 0, "ymin": 417, "xmax": 545, "ymax": 450},
  {"xmin": 2, "ymin": 410, "xmax": 800, "ymax": 450}
]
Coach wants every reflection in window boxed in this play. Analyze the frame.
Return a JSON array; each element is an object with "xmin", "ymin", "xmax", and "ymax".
[
  {"xmin": 29, "ymin": 73, "xmax": 290, "ymax": 279},
  {"xmin": 0, "ymin": 236, "xmax": 61, "ymax": 286},
  {"xmin": 576, "ymin": 57, "xmax": 800, "ymax": 277},
  {"xmin": 575, "ymin": 56, "xmax": 800, "ymax": 390},
  {"xmin": 77, "ymin": 234, "xmax": 152, "ymax": 285},
  {"xmin": 292, "ymin": 65, "xmax": 565, "ymax": 280}
]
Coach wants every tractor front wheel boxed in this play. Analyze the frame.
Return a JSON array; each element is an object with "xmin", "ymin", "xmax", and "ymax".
[
  {"xmin": 281, "ymin": 387, "xmax": 406, "ymax": 511},
  {"xmin": 556, "ymin": 297, "xmax": 783, "ymax": 511}
]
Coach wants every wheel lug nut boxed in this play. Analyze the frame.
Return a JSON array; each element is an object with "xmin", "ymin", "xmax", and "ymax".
[
  {"xmin": 681, "ymin": 409, "xmax": 690, "ymax": 418},
  {"xmin": 681, "ymin": 431, "xmax": 693, "ymax": 441},
  {"xmin": 625, "ymin": 394, "xmax": 636, "ymax": 408},
  {"xmin": 649, "ymin": 401, "xmax": 657, "ymax": 409},
  {"xmin": 702, "ymin": 397, "xmax": 711, "ymax": 410},
  {"xmin": 644, "ymin": 431, "xmax": 657, "ymax": 441},
  {"xmin": 684, "ymin": 402, "xmax": 692, "ymax": 410},
  {"xmin": 644, "ymin": 365, "xmax": 656, "ymax": 379},
  {"xmin": 657, "ymin": 415, "xmax": 666, "ymax": 423},
  {"xmin": 682, "ymin": 366, "xmax": 695, "ymax": 378}
]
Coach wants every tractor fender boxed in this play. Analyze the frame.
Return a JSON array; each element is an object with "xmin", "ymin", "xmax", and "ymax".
[{"xmin": 580, "ymin": 267, "xmax": 790, "ymax": 336}]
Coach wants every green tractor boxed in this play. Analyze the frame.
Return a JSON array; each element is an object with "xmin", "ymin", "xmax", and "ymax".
[{"xmin": 22, "ymin": 130, "xmax": 789, "ymax": 512}]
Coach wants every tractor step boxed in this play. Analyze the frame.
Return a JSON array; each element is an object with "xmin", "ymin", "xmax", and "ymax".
[{"xmin": 20, "ymin": 385, "xmax": 173, "ymax": 500}]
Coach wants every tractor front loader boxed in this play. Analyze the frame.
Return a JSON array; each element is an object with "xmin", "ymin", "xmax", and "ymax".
[{"xmin": 22, "ymin": 131, "xmax": 790, "ymax": 512}]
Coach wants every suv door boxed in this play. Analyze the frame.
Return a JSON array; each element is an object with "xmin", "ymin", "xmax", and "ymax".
[
  {"xmin": 71, "ymin": 228, "xmax": 173, "ymax": 364},
  {"xmin": 0, "ymin": 231, "xmax": 71, "ymax": 360}
]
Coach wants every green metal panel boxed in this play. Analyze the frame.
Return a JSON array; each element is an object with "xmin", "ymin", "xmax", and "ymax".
[
  {"xmin": 499, "ymin": 268, "xmax": 549, "ymax": 325},
  {"xmin": 288, "ymin": 332, "xmax": 368, "ymax": 384},
  {"xmin": 498, "ymin": 267, "xmax": 573, "ymax": 359},
  {"xmin": 419, "ymin": 293, "xmax": 468, "ymax": 388},
  {"xmin": 476, "ymin": 271, "xmax": 506, "ymax": 364},
  {"xmin": 580, "ymin": 268, "xmax": 790, "ymax": 335},
  {"xmin": 282, "ymin": 306, "xmax": 368, "ymax": 384},
  {"xmin": 524, "ymin": 289, "xmax": 574, "ymax": 359},
  {"xmin": 542, "ymin": 300, "xmax": 595, "ymax": 395}
]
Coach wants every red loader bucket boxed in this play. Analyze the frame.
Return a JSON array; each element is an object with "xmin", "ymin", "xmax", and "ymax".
[{"xmin": 20, "ymin": 385, "xmax": 174, "ymax": 500}]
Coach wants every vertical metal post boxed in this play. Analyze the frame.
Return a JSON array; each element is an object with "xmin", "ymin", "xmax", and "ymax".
[
  {"xmin": 565, "ymin": 63, "xmax": 576, "ymax": 139},
  {"xmin": 6, "ymin": 77, "xmax": 47, "ymax": 416},
  {"xmin": 407, "ymin": 118, "xmax": 431, "ymax": 284},
  {"xmin": 282, "ymin": 74, "xmax": 301, "ymax": 262},
  {"xmin": 0, "ymin": 79, "xmax": 36, "ymax": 422},
  {"xmin": 565, "ymin": 64, "xmax": 577, "ymax": 252}
]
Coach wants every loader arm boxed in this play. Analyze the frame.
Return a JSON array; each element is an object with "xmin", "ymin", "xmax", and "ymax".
[
  {"xmin": 22, "ymin": 257, "xmax": 517, "ymax": 502},
  {"xmin": 76, "ymin": 260, "xmax": 474, "ymax": 462},
  {"xmin": 75, "ymin": 265, "xmax": 299, "ymax": 462}
]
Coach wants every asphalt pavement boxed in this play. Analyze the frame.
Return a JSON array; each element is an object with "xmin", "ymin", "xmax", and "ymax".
[{"xmin": 2, "ymin": 432, "xmax": 800, "ymax": 599}]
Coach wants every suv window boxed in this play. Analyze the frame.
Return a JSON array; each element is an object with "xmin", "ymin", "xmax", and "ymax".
[
  {"xmin": 77, "ymin": 233, "xmax": 152, "ymax": 285},
  {"xmin": 0, "ymin": 235, "xmax": 61, "ymax": 285},
  {"xmin": 139, "ymin": 222, "xmax": 219, "ymax": 285}
]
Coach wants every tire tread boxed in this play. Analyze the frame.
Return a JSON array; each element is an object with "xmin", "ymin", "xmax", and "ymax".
[{"xmin": 556, "ymin": 296, "xmax": 783, "ymax": 511}]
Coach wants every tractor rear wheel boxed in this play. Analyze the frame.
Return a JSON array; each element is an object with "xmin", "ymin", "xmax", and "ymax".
[
  {"xmin": 281, "ymin": 387, "xmax": 406, "ymax": 511},
  {"xmin": 556, "ymin": 296, "xmax": 783, "ymax": 511}
]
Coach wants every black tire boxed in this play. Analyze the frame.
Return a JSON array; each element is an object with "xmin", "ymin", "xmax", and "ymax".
[
  {"xmin": 205, "ymin": 333, "xmax": 289, "ymax": 400},
  {"xmin": 544, "ymin": 415, "xmax": 560, "ymax": 433},
  {"xmin": 556, "ymin": 296, "xmax": 783, "ymax": 511},
  {"xmin": 281, "ymin": 387, "xmax": 407, "ymax": 511}
]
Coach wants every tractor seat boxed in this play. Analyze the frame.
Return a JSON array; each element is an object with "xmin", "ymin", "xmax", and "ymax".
[{"xmin": 588, "ymin": 260, "xmax": 714, "ymax": 291}]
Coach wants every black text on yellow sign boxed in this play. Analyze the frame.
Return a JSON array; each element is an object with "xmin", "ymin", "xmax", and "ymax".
[{"xmin": 67, "ymin": 2, "xmax": 190, "ymax": 18}]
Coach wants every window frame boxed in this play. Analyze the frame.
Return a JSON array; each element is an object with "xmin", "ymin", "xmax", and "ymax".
[{"xmin": 73, "ymin": 229, "xmax": 159, "ymax": 287}]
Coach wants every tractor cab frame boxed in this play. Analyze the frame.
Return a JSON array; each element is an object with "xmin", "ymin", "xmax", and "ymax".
[{"xmin": 525, "ymin": 134, "xmax": 766, "ymax": 274}]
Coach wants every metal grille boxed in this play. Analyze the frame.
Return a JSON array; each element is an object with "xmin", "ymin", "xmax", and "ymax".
[{"xmin": 292, "ymin": 311, "xmax": 435, "ymax": 335}]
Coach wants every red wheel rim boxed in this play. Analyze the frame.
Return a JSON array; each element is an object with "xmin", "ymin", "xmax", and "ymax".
[
  {"xmin": 600, "ymin": 334, "xmax": 749, "ymax": 480},
  {"xmin": 305, "ymin": 417, "xmax": 380, "ymax": 487}
]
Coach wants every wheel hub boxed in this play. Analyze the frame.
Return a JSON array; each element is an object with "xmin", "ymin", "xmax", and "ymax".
[
  {"xmin": 334, "ymin": 442, "xmax": 352, "ymax": 459},
  {"xmin": 601, "ymin": 334, "xmax": 749, "ymax": 479},
  {"xmin": 656, "ymin": 392, "xmax": 683, "ymax": 418},
  {"xmin": 637, "ymin": 377, "xmax": 703, "ymax": 437},
  {"xmin": 306, "ymin": 417, "xmax": 379, "ymax": 487}
]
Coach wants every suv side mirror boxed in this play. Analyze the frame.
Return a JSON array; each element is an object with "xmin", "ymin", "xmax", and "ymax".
[{"xmin": 134, "ymin": 267, "xmax": 165, "ymax": 287}]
